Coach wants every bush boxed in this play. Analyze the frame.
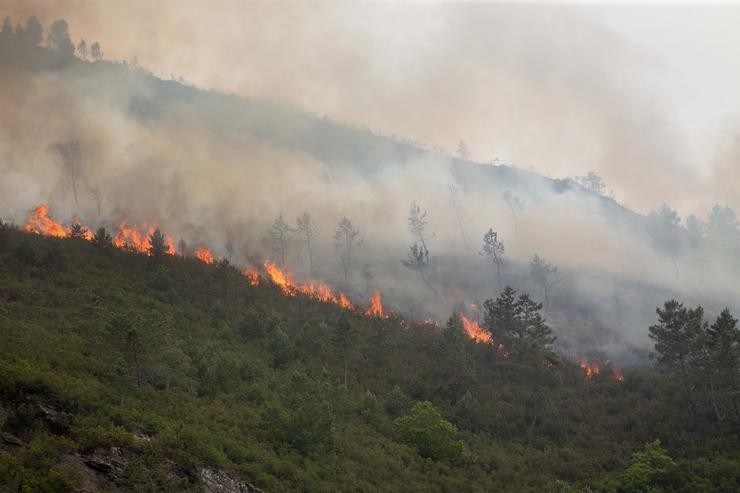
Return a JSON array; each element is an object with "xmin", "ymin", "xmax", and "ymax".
[{"xmin": 393, "ymin": 401, "xmax": 464, "ymax": 461}]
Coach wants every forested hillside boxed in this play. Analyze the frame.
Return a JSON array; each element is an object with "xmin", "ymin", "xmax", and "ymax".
[{"xmin": 0, "ymin": 224, "xmax": 738, "ymax": 492}]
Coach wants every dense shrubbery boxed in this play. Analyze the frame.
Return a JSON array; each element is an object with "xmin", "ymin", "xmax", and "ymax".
[{"xmin": 0, "ymin": 227, "xmax": 739, "ymax": 492}]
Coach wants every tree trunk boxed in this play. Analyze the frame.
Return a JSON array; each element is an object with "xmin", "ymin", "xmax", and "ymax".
[
  {"xmin": 306, "ymin": 236, "xmax": 313, "ymax": 273},
  {"xmin": 680, "ymin": 358, "xmax": 699, "ymax": 431},
  {"xmin": 343, "ymin": 354, "xmax": 348, "ymax": 389},
  {"xmin": 453, "ymin": 207, "xmax": 470, "ymax": 254},
  {"xmin": 530, "ymin": 393, "xmax": 539, "ymax": 430}
]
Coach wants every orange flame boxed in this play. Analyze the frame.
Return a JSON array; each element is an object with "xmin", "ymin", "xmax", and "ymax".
[
  {"xmin": 610, "ymin": 367, "xmax": 624, "ymax": 382},
  {"xmin": 242, "ymin": 267, "xmax": 260, "ymax": 286},
  {"xmin": 460, "ymin": 313, "xmax": 491, "ymax": 343},
  {"xmin": 24, "ymin": 204, "xmax": 68, "ymax": 238},
  {"xmin": 264, "ymin": 260, "xmax": 297, "ymax": 295},
  {"xmin": 194, "ymin": 247, "xmax": 214, "ymax": 264},
  {"xmin": 580, "ymin": 361, "xmax": 601, "ymax": 380},
  {"xmin": 112, "ymin": 222, "xmax": 176, "ymax": 255},
  {"xmin": 263, "ymin": 260, "xmax": 356, "ymax": 310},
  {"xmin": 365, "ymin": 289, "xmax": 385, "ymax": 318}
]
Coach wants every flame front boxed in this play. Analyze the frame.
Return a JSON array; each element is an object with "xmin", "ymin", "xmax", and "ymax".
[
  {"xmin": 194, "ymin": 247, "xmax": 214, "ymax": 264},
  {"xmin": 263, "ymin": 260, "xmax": 357, "ymax": 310},
  {"xmin": 365, "ymin": 289, "xmax": 385, "ymax": 318},
  {"xmin": 24, "ymin": 204, "xmax": 68, "ymax": 238},
  {"xmin": 580, "ymin": 361, "xmax": 601, "ymax": 379},
  {"xmin": 460, "ymin": 313, "xmax": 491, "ymax": 343}
]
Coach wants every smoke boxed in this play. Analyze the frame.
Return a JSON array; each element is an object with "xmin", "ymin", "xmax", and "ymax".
[{"xmin": 1, "ymin": 5, "xmax": 740, "ymax": 363}]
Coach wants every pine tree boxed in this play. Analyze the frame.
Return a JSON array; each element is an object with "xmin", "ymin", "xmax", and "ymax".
[
  {"xmin": 649, "ymin": 300, "xmax": 705, "ymax": 430},
  {"xmin": 148, "ymin": 229, "xmax": 170, "ymax": 259},
  {"xmin": 92, "ymin": 226, "xmax": 112, "ymax": 248},
  {"xmin": 706, "ymin": 309, "xmax": 740, "ymax": 422}
]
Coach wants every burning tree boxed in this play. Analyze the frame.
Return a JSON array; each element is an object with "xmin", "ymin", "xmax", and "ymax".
[
  {"xmin": 294, "ymin": 212, "xmax": 318, "ymax": 273},
  {"xmin": 480, "ymin": 228, "xmax": 505, "ymax": 290},
  {"xmin": 334, "ymin": 217, "xmax": 362, "ymax": 285}
]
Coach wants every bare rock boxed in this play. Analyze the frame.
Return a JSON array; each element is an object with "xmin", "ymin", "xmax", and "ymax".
[{"xmin": 201, "ymin": 467, "xmax": 265, "ymax": 493}]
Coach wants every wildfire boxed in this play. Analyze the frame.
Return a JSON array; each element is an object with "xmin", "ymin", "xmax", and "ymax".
[
  {"xmin": 263, "ymin": 260, "xmax": 356, "ymax": 310},
  {"xmin": 112, "ymin": 222, "xmax": 176, "ymax": 255},
  {"xmin": 194, "ymin": 247, "xmax": 214, "ymax": 264},
  {"xmin": 580, "ymin": 361, "xmax": 601, "ymax": 379},
  {"xmin": 24, "ymin": 204, "xmax": 68, "ymax": 238},
  {"xmin": 460, "ymin": 313, "xmax": 492, "ymax": 344},
  {"xmin": 365, "ymin": 289, "xmax": 385, "ymax": 318},
  {"xmin": 611, "ymin": 367, "xmax": 625, "ymax": 382},
  {"xmin": 242, "ymin": 267, "xmax": 260, "ymax": 286}
]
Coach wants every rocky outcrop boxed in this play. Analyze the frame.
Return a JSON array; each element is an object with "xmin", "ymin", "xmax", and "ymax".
[{"xmin": 201, "ymin": 467, "xmax": 265, "ymax": 493}]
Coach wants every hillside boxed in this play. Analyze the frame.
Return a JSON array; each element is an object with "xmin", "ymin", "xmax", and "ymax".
[{"xmin": 1, "ymin": 226, "xmax": 738, "ymax": 492}]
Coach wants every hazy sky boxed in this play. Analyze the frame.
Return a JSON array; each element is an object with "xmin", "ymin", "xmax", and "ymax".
[{"xmin": 4, "ymin": 1, "xmax": 740, "ymax": 216}]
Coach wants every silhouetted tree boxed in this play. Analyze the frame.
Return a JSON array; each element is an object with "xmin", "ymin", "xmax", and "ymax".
[
  {"xmin": 92, "ymin": 226, "xmax": 112, "ymax": 248},
  {"xmin": 148, "ymin": 229, "xmax": 170, "ymax": 259},
  {"xmin": 408, "ymin": 201, "xmax": 433, "ymax": 251},
  {"xmin": 90, "ymin": 41, "xmax": 101, "ymax": 60},
  {"xmin": 52, "ymin": 140, "xmax": 82, "ymax": 212},
  {"xmin": 646, "ymin": 204, "xmax": 683, "ymax": 279},
  {"xmin": 334, "ymin": 217, "xmax": 362, "ymax": 284},
  {"xmin": 457, "ymin": 140, "xmax": 469, "ymax": 160},
  {"xmin": 480, "ymin": 228, "xmax": 505, "ymax": 289},
  {"xmin": 76, "ymin": 38, "xmax": 87, "ymax": 59},
  {"xmin": 503, "ymin": 190, "xmax": 525, "ymax": 240},
  {"xmin": 447, "ymin": 184, "xmax": 471, "ymax": 253},
  {"xmin": 69, "ymin": 222, "xmax": 88, "ymax": 240},
  {"xmin": 706, "ymin": 204, "xmax": 739, "ymax": 252},
  {"xmin": 529, "ymin": 254, "xmax": 558, "ymax": 309},
  {"xmin": 267, "ymin": 213, "xmax": 290, "ymax": 266},
  {"xmin": 0, "ymin": 17, "xmax": 13, "ymax": 42},
  {"xmin": 294, "ymin": 212, "xmax": 318, "ymax": 273},
  {"xmin": 48, "ymin": 19, "xmax": 75, "ymax": 57}
]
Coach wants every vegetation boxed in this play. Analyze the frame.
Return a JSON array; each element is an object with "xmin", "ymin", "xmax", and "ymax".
[{"xmin": 0, "ymin": 227, "xmax": 738, "ymax": 492}]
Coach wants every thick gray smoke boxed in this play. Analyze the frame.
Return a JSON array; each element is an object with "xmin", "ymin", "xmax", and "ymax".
[{"xmin": 1, "ymin": 7, "xmax": 739, "ymax": 364}]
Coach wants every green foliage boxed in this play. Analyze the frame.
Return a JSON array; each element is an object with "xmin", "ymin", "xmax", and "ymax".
[
  {"xmin": 0, "ymin": 229, "xmax": 737, "ymax": 491},
  {"xmin": 608, "ymin": 440, "xmax": 677, "ymax": 493},
  {"xmin": 393, "ymin": 401, "xmax": 464, "ymax": 461}
]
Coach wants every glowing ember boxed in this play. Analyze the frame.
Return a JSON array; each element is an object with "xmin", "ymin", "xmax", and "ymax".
[
  {"xmin": 580, "ymin": 361, "xmax": 601, "ymax": 380},
  {"xmin": 194, "ymin": 247, "xmax": 214, "ymax": 264},
  {"xmin": 365, "ymin": 289, "xmax": 385, "ymax": 318},
  {"xmin": 610, "ymin": 367, "xmax": 625, "ymax": 382},
  {"xmin": 460, "ymin": 313, "xmax": 492, "ymax": 343},
  {"xmin": 24, "ymin": 204, "xmax": 68, "ymax": 238},
  {"xmin": 242, "ymin": 267, "xmax": 260, "ymax": 286}
]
